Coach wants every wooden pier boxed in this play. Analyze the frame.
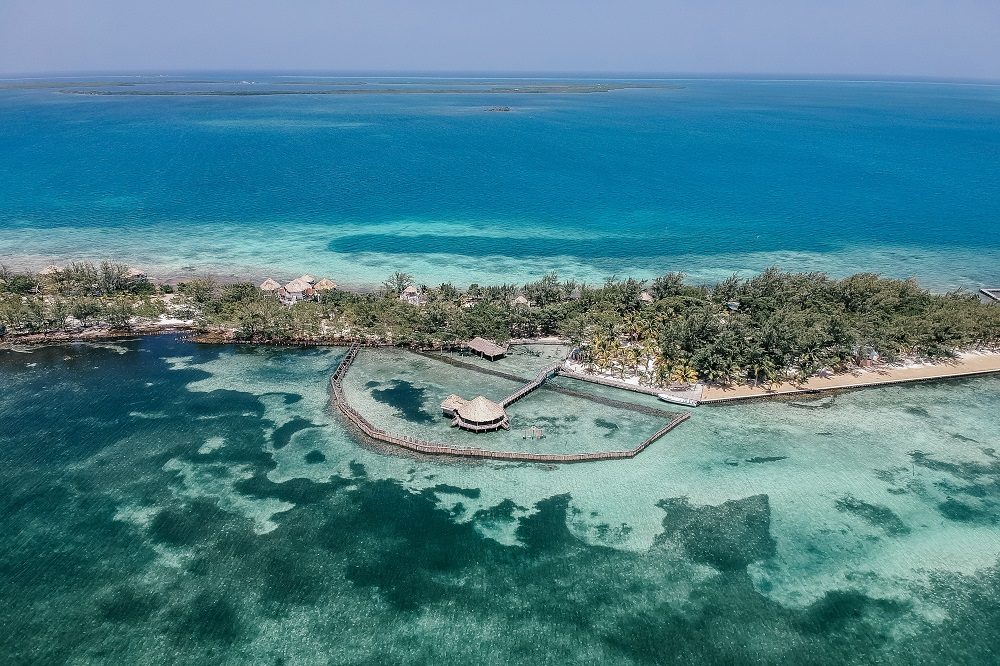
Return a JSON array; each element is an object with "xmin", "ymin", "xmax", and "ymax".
[
  {"xmin": 500, "ymin": 362, "xmax": 562, "ymax": 407},
  {"xmin": 415, "ymin": 350, "xmax": 681, "ymax": 419},
  {"xmin": 329, "ymin": 343, "xmax": 690, "ymax": 463}
]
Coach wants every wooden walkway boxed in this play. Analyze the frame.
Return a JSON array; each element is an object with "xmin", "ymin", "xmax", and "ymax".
[
  {"xmin": 414, "ymin": 351, "xmax": 679, "ymax": 418},
  {"xmin": 329, "ymin": 343, "xmax": 689, "ymax": 463},
  {"xmin": 500, "ymin": 362, "xmax": 562, "ymax": 407}
]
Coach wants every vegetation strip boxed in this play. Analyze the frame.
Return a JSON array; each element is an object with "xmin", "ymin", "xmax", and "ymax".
[
  {"xmin": 329, "ymin": 344, "xmax": 689, "ymax": 463},
  {"xmin": 5, "ymin": 263, "xmax": 997, "ymax": 401}
]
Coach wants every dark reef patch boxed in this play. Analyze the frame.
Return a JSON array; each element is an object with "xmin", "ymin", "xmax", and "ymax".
[
  {"xmin": 370, "ymin": 380, "xmax": 436, "ymax": 424},
  {"xmin": 173, "ymin": 590, "xmax": 243, "ymax": 643},
  {"xmin": 428, "ymin": 484, "xmax": 481, "ymax": 499},
  {"xmin": 938, "ymin": 498, "xmax": 991, "ymax": 523},
  {"xmin": 835, "ymin": 495, "xmax": 910, "ymax": 535},
  {"xmin": 594, "ymin": 418, "xmax": 620, "ymax": 438},
  {"xmin": 473, "ymin": 499, "xmax": 525, "ymax": 525},
  {"xmin": 746, "ymin": 456, "xmax": 788, "ymax": 464},
  {"xmin": 96, "ymin": 585, "xmax": 160, "ymax": 623},
  {"xmin": 270, "ymin": 417, "xmax": 318, "ymax": 449},
  {"xmin": 304, "ymin": 450, "xmax": 326, "ymax": 464},
  {"xmin": 149, "ymin": 500, "xmax": 233, "ymax": 547},
  {"xmin": 655, "ymin": 494, "xmax": 776, "ymax": 571},
  {"xmin": 795, "ymin": 590, "xmax": 909, "ymax": 634}
]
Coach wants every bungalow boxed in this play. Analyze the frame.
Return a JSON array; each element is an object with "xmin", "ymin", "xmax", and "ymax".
[
  {"xmin": 399, "ymin": 285, "xmax": 423, "ymax": 305},
  {"xmin": 466, "ymin": 336, "xmax": 508, "ymax": 361},
  {"xmin": 313, "ymin": 278, "xmax": 337, "ymax": 292},
  {"xmin": 512, "ymin": 294, "xmax": 530, "ymax": 308},
  {"xmin": 259, "ymin": 278, "xmax": 282, "ymax": 292},
  {"xmin": 280, "ymin": 277, "xmax": 316, "ymax": 304},
  {"xmin": 639, "ymin": 290, "xmax": 655, "ymax": 304}
]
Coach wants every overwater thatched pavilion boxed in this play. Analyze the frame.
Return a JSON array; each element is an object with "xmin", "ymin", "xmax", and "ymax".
[{"xmin": 441, "ymin": 394, "xmax": 510, "ymax": 432}]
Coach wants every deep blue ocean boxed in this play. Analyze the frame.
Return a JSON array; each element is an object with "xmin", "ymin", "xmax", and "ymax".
[{"xmin": 0, "ymin": 75, "xmax": 998, "ymax": 289}]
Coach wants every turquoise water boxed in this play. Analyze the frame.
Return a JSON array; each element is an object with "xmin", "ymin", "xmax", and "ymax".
[
  {"xmin": 2, "ymin": 336, "xmax": 999, "ymax": 663},
  {"xmin": 1, "ymin": 76, "xmax": 999, "ymax": 289}
]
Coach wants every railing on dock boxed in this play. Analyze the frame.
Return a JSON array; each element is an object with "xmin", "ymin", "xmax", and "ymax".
[
  {"xmin": 500, "ymin": 362, "xmax": 562, "ymax": 407},
  {"xmin": 328, "ymin": 345, "xmax": 690, "ymax": 463}
]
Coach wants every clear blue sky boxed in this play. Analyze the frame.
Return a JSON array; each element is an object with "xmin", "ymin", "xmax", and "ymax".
[{"xmin": 1, "ymin": 0, "xmax": 998, "ymax": 79}]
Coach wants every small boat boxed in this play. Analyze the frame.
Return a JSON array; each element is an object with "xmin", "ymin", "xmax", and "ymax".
[{"xmin": 658, "ymin": 393, "xmax": 699, "ymax": 407}]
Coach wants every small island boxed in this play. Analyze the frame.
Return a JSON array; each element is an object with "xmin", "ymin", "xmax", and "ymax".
[{"xmin": 2, "ymin": 262, "xmax": 998, "ymax": 402}]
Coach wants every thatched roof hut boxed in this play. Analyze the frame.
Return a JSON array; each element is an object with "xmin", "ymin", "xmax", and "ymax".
[
  {"xmin": 259, "ymin": 278, "xmax": 282, "ymax": 292},
  {"xmin": 457, "ymin": 396, "xmax": 505, "ymax": 424},
  {"xmin": 298, "ymin": 274, "xmax": 316, "ymax": 284},
  {"xmin": 441, "ymin": 394, "xmax": 468, "ymax": 416},
  {"xmin": 313, "ymin": 278, "xmax": 337, "ymax": 292},
  {"xmin": 284, "ymin": 277, "xmax": 313, "ymax": 294},
  {"xmin": 639, "ymin": 290, "xmax": 655, "ymax": 304},
  {"xmin": 512, "ymin": 294, "xmax": 530, "ymax": 307},
  {"xmin": 441, "ymin": 394, "xmax": 509, "ymax": 431},
  {"xmin": 466, "ymin": 337, "xmax": 508, "ymax": 360}
]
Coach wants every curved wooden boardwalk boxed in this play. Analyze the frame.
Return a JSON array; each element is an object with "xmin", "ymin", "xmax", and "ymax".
[{"xmin": 329, "ymin": 343, "xmax": 689, "ymax": 463}]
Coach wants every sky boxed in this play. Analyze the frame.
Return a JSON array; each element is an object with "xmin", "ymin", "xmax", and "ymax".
[{"xmin": 1, "ymin": 0, "xmax": 998, "ymax": 80}]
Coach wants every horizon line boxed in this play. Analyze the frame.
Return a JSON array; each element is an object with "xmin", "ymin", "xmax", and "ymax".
[{"xmin": 1, "ymin": 69, "xmax": 998, "ymax": 86}]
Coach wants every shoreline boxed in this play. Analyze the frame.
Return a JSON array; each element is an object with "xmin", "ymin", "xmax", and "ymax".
[
  {"xmin": 699, "ymin": 351, "xmax": 1000, "ymax": 403},
  {"xmin": 4, "ymin": 328, "xmax": 999, "ymax": 402}
]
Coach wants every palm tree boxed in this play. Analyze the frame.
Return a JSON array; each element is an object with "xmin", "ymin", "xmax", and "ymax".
[
  {"xmin": 669, "ymin": 363, "xmax": 698, "ymax": 385},
  {"xmin": 638, "ymin": 339, "xmax": 659, "ymax": 385}
]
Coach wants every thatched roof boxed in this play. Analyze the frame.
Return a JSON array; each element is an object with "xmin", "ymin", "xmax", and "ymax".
[
  {"xmin": 284, "ymin": 277, "xmax": 313, "ymax": 293},
  {"xmin": 512, "ymin": 294, "xmax": 530, "ymax": 306},
  {"xmin": 456, "ymin": 396, "xmax": 506, "ymax": 424},
  {"xmin": 313, "ymin": 278, "xmax": 337, "ymax": 291},
  {"xmin": 467, "ymin": 337, "xmax": 508, "ymax": 357},
  {"xmin": 259, "ymin": 278, "xmax": 282, "ymax": 291},
  {"xmin": 639, "ymin": 290, "xmax": 654, "ymax": 303},
  {"xmin": 39, "ymin": 265, "xmax": 63, "ymax": 275},
  {"xmin": 441, "ymin": 394, "xmax": 468, "ymax": 412},
  {"xmin": 298, "ymin": 274, "xmax": 316, "ymax": 284},
  {"xmin": 402, "ymin": 285, "xmax": 420, "ymax": 294}
]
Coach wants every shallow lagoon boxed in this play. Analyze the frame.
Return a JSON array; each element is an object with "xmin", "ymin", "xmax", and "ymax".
[{"xmin": 1, "ymin": 336, "xmax": 998, "ymax": 663}]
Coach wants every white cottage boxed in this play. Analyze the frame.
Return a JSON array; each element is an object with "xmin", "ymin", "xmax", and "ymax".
[{"xmin": 399, "ymin": 285, "xmax": 422, "ymax": 305}]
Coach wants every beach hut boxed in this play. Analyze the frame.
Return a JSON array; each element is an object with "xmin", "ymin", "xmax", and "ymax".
[
  {"xmin": 399, "ymin": 285, "xmax": 422, "ymax": 305},
  {"xmin": 313, "ymin": 278, "xmax": 337, "ymax": 292},
  {"xmin": 466, "ymin": 337, "xmax": 508, "ymax": 361},
  {"xmin": 639, "ymin": 290, "xmax": 655, "ymax": 304},
  {"xmin": 259, "ymin": 278, "xmax": 282, "ymax": 292},
  {"xmin": 298, "ymin": 274, "xmax": 316, "ymax": 285},
  {"xmin": 451, "ymin": 396, "xmax": 510, "ymax": 432},
  {"xmin": 281, "ymin": 277, "xmax": 315, "ymax": 304},
  {"xmin": 512, "ymin": 294, "xmax": 530, "ymax": 308}
]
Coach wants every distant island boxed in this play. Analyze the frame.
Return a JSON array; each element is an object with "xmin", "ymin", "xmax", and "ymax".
[{"xmin": 2, "ymin": 261, "xmax": 998, "ymax": 398}]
